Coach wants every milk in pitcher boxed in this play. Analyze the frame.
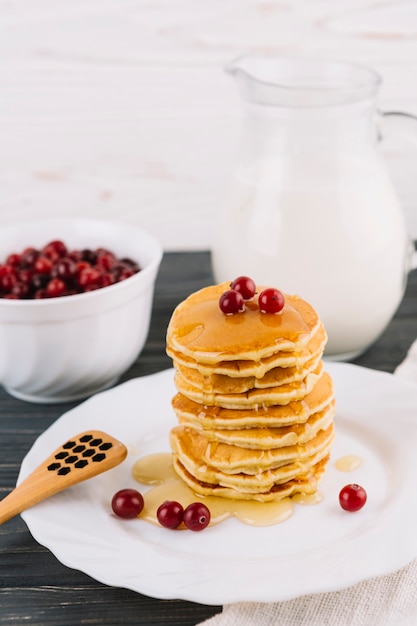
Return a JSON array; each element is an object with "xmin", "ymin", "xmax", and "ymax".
[{"xmin": 212, "ymin": 155, "xmax": 409, "ymax": 359}]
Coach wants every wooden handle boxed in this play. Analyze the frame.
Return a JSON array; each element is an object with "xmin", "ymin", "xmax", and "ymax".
[{"xmin": 0, "ymin": 430, "xmax": 127, "ymax": 525}]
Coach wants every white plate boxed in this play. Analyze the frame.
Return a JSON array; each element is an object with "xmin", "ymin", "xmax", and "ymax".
[{"xmin": 19, "ymin": 362, "xmax": 417, "ymax": 605}]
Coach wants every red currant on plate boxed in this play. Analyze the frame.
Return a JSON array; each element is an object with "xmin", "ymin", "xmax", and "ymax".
[
  {"xmin": 157, "ymin": 500, "xmax": 184, "ymax": 529},
  {"xmin": 258, "ymin": 288, "xmax": 285, "ymax": 314},
  {"xmin": 339, "ymin": 484, "xmax": 367, "ymax": 512},
  {"xmin": 230, "ymin": 276, "xmax": 256, "ymax": 300},
  {"xmin": 183, "ymin": 502, "xmax": 211, "ymax": 531},
  {"xmin": 219, "ymin": 289, "xmax": 245, "ymax": 315},
  {"xmin": 111, "ymin": 488, "xmax": 144, "ymax": 519}
]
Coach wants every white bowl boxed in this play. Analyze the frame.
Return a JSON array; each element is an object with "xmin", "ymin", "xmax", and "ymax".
[{"xmin": 0, "ymin": 217, "xmax": 162, "ymax": 403}]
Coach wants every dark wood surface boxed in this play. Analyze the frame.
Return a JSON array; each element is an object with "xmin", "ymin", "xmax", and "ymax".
[{"xmin": 1, "ymin": 251, "xmax": 416, "ymax": 626}]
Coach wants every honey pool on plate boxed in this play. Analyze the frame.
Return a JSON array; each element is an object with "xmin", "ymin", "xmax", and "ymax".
[{"xmin": 132, "ymin": 452, "xmax": 317, "ymax": 527}]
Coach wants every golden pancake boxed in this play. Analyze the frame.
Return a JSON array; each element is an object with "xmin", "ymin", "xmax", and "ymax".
[
  {"xmin": 166, "ymin": 284, "xmax": 321, "ymax": 364},
  {"xmin": 171, "ymin": 370, "xmax": 335, "ymax": 429},
  {"xmin": 178, "ymin": 400, "xmax": 335, "ymax": 450},
  {"xmin": 170, "ymin": 423, "xmax": 334, "ymax": 477},
  {"xmin": 174, "ymin": 362, "xmax": 323, "ymax": 409},
  {"xmin": 172, "ymin": 455, "xmax": 329, "ymax": 502},
  {"xmin": 173, "ymin": 447, "xmax": 332, "ymax": 491},
  {"xmin": 173, "ymin": 351, "xmax": 322, "ymax": 395},
  {"xmin": 166, "ymin": 322, "xmax": 327, "ymax": 379}
]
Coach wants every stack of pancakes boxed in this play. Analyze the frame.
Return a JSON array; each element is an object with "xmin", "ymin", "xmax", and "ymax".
[{"xmin": 166, "ymin": 282, "xmax": 335, "ymax": 502}]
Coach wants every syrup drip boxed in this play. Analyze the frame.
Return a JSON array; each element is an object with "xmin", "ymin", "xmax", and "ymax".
[
  {"xmin": 132, "ymin": 452, "xmax": 321, "ymax": 528},
  {"xmin": 292, "ymin": 491, "xmax": 323, "ymax": 505},
  {"xmin": 334, "ymin": 455, "xmax": 362, "ymax": 472}
]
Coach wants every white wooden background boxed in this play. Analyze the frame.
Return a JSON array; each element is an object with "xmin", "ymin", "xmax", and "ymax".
[{"xmin": 1, "ymin": 0, "xmax": 417, "ymax": 250}]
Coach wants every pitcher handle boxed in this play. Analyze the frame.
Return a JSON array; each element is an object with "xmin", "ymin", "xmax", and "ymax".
[{"xmin": 380, "ymin": 110, "xmax": 417, "ymax": 270}]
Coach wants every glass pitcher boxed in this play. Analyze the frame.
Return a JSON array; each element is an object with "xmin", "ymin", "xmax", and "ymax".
[{"xmin": 212, "ymin": 56, "xmax": 416, "ymax": 360}]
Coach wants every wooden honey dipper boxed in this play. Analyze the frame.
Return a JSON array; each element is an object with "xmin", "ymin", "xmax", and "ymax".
[{"xmin": 0, "ymin": 430, "xmax": 128, "ymax": 524}]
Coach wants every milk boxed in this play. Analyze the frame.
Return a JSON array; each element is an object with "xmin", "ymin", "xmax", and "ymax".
[{"xmin": 212, "ymin": 157, "xmax": 410, "ymax": 359}]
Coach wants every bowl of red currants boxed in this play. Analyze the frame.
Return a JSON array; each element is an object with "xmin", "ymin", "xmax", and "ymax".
[{"xmin": 0, "ymin": 217, "xmax": 162, "ymax": 403}]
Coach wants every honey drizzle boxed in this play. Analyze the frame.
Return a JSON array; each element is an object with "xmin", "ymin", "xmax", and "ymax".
[
  {"xmin": 292, "ymin": 491, "xmax": 323, "ymax": 505},
  {"xmin": 132, "ymin": 452, "xmax": 321, "ymax": 528},
  {"xmin": 334, "ymin": 455, "xmax": 362, "ymax": 472}
]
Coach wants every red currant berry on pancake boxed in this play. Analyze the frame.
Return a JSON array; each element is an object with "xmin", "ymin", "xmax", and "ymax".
[
  {"xmin": 230, "ymin": 276, "xmax": 256, "ymax": 300},
  {"xmin": 219, "ymin": 289, "xmax": 245, "ymax": 315},
  {"xmin": 258, "ymin": 288, "xmax": 285, "ymax": 314}
]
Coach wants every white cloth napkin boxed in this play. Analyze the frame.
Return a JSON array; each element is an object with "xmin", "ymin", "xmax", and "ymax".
[{"xmin": 198, "ymin": 339, "xmax": 417, "ymax": 626}]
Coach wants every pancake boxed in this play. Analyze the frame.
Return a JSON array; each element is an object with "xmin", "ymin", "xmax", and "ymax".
[
  {"xmin": 170, "ymin": 423, "xmax": 335, "ymax": 477},
  {"xmin": 174, "ymin": 361, "xmax": 323, "ymax": 409},
  {"xmin": 166, "ymin": 322, "xmax": 327, "ymax": 379},
  {"xmin": 177, "ymin": 400, "xmax": 336, "ymax": 450},
  {"xmin": 172, "ymin": 455, "xmax": 329, "ymax": 502},
  {"xmin": 173, "ymin": 351, "xmax": 322, "ymax": 394},
  {"xmin": 171, "ymin": 370, "xmax": 335, "ymax": 429},
  {"xmin": 166, "ymin": 283, "xmax": 321, "ymax": 364}
]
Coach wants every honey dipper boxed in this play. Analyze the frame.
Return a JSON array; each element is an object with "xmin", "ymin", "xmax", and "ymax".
[{"xmin": 0, "ymin": 430, "xmax": 127, "ymax": 525}]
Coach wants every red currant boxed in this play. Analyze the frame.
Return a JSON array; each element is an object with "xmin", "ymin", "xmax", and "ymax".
[
  {"xmin": 6, "ymin": 253, "xmax": 20, "ymax": 266},
  {"xmin": 20, "ymin": 247, "xmax": 39, "ymax": 268},
  {"xmin": 77, "ymin": 266, "xmax": 102, "ymax": 287},
  {"xmin": 183, "ymin": 502, "xmax": 211, "ymax": 531},
  {"xmin": 118, "ymin": 268, "xmax": 135, "ymax": 281},
  {"xmin": 83, "ymin": 284, "xmax": 100, "ymax": 292},
  {"xmin": 258, "ymin": 288, "xmax": 285, "ymax": 314},
  {"xmin": 0, "ymin": 271, "xmax": 17, "ymax": 292},
  {"xmin": 17, "ymin": 269, "xmax": 33, "ymax": 284},
  {"xmin": 76, "ymin": 260, "xmax": 91, "ymax": 274},
  {"xmin": 230, "ymin": 276, "xmax": 256, "ymax": 300},
  {"xmin": 112, "ymin": 262, "xmax": 135, "ymax": 281},
  {"xmin": 52, "ymin": 258, "xmax": 77, "ymax": 280},
  {"xmin": 43, "ymin": 240, "xmax": 67, "ymax": 260},
  {"xmin": 0, "ymin": 265, "xmax": 14, "ymax": 278},
  {"xmin": 96, "ymin": 251, "xmax": 116, "ymax": 271},
  {"xmin": 219, "ymin": 289, "xmax": 245, "ymax": 315},
  {"xmin": 100, "ymin": 272, "xmax": 116, "ymax": 288},
  {"xmin": 81, "ymin": 248, "xmax": 97, "ymax": 264},
  {"xmin": 31, "ymin": 273, "xmax": 48, "ymax": 290},
  {"xmin": 339, "ymin": 484, "xmax": 367, "ymax": 512},
  {"xmin": 45, "ymin": 278, "xmax": 66, "ymax": 298},
  {"xmin": 67, "ymin": 249, "xmax": 82, "ymax": 262},
  {"xmin": 34, "ymin": 288, "xmax": 48, "ymax": 299},
  {"xmin": 157, "ymin": 500, "xmax": 184, "ymax": 529},
  {"xmin": 111, "ymin": 488, "xmax": 144, "ymax": 519},
  {"xmin": 120, "ymin": 257, "xmax": 140, "ymax": 272},
  {"xmin": 12, "ymin": 281, "xmax": 29, "ymax": 298},
  {"xmin": 34, "ymin": 256, "xmax": 53, "ymax": 274}
]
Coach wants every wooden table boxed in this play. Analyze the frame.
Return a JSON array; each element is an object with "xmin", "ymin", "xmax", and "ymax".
[{"xmin": 1, "ymin": 251, "xmax": 417, "ymax": 625}]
